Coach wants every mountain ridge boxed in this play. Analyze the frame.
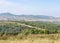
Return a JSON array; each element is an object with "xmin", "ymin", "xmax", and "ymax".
[{"xmin": 0, "ymin": 13, "xmax": 59, "ymax": 21}]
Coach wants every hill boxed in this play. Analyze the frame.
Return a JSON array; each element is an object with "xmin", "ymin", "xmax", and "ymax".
[{"xmin": 0, "ymin": 13, "xmax": 57, "ymax": 21}]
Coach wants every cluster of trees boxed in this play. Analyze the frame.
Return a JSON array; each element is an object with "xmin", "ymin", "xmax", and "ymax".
[
  {"xmin": 19, "ymin": 21, "xmax": 60, "ymax": 34},
  {"xmin": 22, "ymin": 29, "xmax": 49, "ymax": 35},
  {"xmin": 0, "ymin": 21, "xmax": 59, "ymax": 36},
  {"xmin": 0, "ymin": 22, "xmax": 31, "ymax": 36}
]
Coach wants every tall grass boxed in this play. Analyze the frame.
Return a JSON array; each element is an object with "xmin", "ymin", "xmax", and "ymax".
[{"xmin": 0, "ymin": 34, "xmax": 60, "ymax": 43}]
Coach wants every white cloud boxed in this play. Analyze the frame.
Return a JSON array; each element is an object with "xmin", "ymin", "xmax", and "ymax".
[
  {"xmin": 0, "ymin": 0, "xmax": 20, "ymax": 14},
  {"xmin": 0, "ymin": 0, "xmax": 15, "ymax": 7},
  {"xmin": 0, "ymin": 0, "xmax": 60, "ymax": 17}
]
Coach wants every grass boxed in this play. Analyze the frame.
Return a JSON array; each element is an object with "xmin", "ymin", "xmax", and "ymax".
[
  {"xmin": 0, "ymin": 34, "xmax": 60, "ymax": 43},
  {"xmin": 0, "ymin": 38, "xmax": 59, "ymax": 43}
]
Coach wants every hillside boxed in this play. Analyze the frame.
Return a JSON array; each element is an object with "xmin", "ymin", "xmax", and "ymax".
[
  {"xmin": 0, "ymin": 13, "xmax": 57, "ymax": 21},
  {"xmin": 0, "ymin": 21, "xmax": 60, "ymax": 43},
  {"xmin": 0, "ymin": 21, "xmax": 59, "ymax": 36}
]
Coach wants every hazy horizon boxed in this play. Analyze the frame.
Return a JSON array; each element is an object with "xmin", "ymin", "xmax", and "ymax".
[{"xmin": 0, "ymin": 0, "xmax": 60, "ymax": 17}]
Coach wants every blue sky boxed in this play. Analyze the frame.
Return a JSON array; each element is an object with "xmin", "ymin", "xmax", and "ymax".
[{"xmin": 0, "ymin": 0, "xmax": 60, "ymax": 17}]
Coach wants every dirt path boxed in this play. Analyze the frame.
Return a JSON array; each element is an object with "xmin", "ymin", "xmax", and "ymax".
[{"xmin": 17, "ymin": 23, "xmax": 46, "ymax": 30}]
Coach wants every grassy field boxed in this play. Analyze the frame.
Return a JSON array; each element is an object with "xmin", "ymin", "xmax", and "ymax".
[{"xmin": 0, "ymin": 34, "xmax": 60, "ymax": 43}]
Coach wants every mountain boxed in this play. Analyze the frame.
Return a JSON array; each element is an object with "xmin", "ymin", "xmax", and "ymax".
[
  {"xmin": 0, "ymin": 13, "xmax": 14, "ymax": 16},
  {"xmin": 0, "ymin": 13, "xmax": 59, "ymax": 22}
]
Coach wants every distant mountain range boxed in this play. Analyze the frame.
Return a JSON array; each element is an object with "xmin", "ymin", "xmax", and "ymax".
[{"xmin": 0, "ymin": 13, "xmax": 60, "ymax": 22}]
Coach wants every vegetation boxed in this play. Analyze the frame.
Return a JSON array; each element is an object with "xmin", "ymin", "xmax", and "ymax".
[
  {"xmin": 0, "ymin": 21, "xmax": 59, "ymax": 36},
  {"xmin": 0, "ymin": 21, "xmax": 60, "ymax": 43},
  {"xmin": 18, "ymin": 21, "xmax": 60, "ymax": 33}
]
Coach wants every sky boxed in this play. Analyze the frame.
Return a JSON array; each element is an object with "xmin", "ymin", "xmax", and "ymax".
[{"xmin": 0, "ymin": 0, "xmax": 60, "ymax": 17}]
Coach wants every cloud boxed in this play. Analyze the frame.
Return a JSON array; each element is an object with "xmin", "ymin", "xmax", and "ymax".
[
  {"xmin": 0, "ymin": 0, "xmax": 20, "ymax": 13},
  {"xmin": 0, "ymin": 0, "xmax": 15, "ymax": 7},
  {"xmin": 0, "ymin": 0, "xmax": 60, "ymax": 17}
]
